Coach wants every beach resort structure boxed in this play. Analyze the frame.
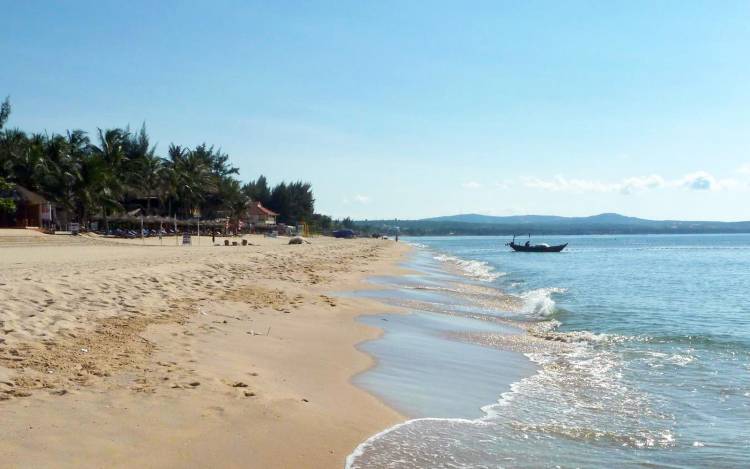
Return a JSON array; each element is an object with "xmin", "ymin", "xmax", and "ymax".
[
  {"xmin": 244, "ymin": 201, "xmax": 279, "ymax": 229},
  {"xmin": 0, "ymin": 184, "xmax": 55, "ymax": 229}
]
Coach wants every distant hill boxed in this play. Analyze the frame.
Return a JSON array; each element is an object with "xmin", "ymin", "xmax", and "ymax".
[
  {"xmin": 424, "ymin": 212, "xmax": 649, "ymax": 225},
  {"xmin": 423, "ymin": 213, "xmax": 567, "ymax": 224},
  {"xmin": 355, "ymin": 213, "xmax": 750, "ymax": 236}
]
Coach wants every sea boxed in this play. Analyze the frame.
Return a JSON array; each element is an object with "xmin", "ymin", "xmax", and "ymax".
[{"xmin": 346, "ymin": 234, "xmax": 750, "ymax": 468}]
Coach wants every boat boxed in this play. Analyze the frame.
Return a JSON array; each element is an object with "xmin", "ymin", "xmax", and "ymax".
[{"xmin": 506, "ymin": 235, "xmax": 567, "ymax": 252}]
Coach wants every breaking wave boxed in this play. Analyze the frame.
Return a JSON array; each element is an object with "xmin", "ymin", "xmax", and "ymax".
[
  {"xmin": 347, "ymin": 245, "xmax": 673, "ymax": 468},
  {"xmin": 346, "ymin": 319, "xmax": 674, "ymax": 469},
  {"xmin": 349, "ymin": 235, "xmax": 750, "ymax": 468},
  {"xmin": 432, "ymin": 254, "xmax": 504, "ymax": 282},
  {"xmin": 518, "ymin": 287, "xmax": 565, "ymax": 318},
  {"xmin": 405, "ymin": 241, "xmax": 428, "ymax": 249}
]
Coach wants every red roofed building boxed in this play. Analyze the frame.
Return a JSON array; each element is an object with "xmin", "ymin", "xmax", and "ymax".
[{"xmin": 244, "ymin": 201, "xmax": 279, "ymax": 227}]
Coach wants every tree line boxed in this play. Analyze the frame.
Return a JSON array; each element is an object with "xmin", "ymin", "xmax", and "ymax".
[{"xmin": 0, "ymin": 97, "xmax": 324, "ymax": 230}]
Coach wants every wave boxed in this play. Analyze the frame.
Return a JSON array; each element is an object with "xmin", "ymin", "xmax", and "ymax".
[
  {"xmin": 432, "ymin": 254, "xmax": 504, "ymax": 282},
  {"xmin": 641, "ymin": 333, "xmax": 750, "ymax": 351},
  {"xmin": 404, "ymin": 241, "xmax": 428, "ymax": 249},
  {"xmin": 347, "ymin": 322, "xmax": 673, "ymax": 468},
  {"xmin": 348, "ymin": 236, "xmax": 750, "ymax": 467},
  {"xmin": 518, "ymin": 287, "xmax": 565, "ymax": 318},
  {"xmin": 528, "ymin": 322, "xmax": 631, "ymax": 345},
  {"xmin": 405, "ymin": 241, "xmax": 504, "ymax": 282},
  {"xmin": 345, "ymin": 417, "xmax": 484, "ymax": 469}
]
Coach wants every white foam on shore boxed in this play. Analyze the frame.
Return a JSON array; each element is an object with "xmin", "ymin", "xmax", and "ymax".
[
  {"xmin": 346, "ymin": 241, "xmax": 689, "ymax": 467},
  {"xmin": 404, "ymin": 241, "xmax": 428, "ymax": 249},
  {"xmin": 405, "ymin": 240, "xmax": 503, "ymax": 282},
  {"xmin": 432, "ymin": 254, "xmax": 504, "ymax": 282},
  {"xmin": 345, "ymin": 417, "xmax": 486, "ymax": 469},
  {"xmin": 346, "ymin": 321, "xmax": 670, "ymax": 467}
]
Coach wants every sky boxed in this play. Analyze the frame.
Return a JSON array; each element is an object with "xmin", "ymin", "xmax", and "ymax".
[{"xmin": 2, "ymin": 1, "xmax": 749, "ymax": 221}]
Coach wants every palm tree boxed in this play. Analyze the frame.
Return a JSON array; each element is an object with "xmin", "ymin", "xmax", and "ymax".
[
  {"xmin": 73, "ymin": 153, "xmax": 105, "ymax": 225},
  {"xmin": 122, "ymin": 124, "xmax": 163, "ymax": 214},
  {"xmin": 37, "ymin": 133, "xmax": 75, "ymax": 215},
  {"xmin": 218, "ymin": 177, "xmax": 247, "ymax": 230},
  {"xmin": 136, "ymin": 151, "xmax": 164, "ymax": 215},
  {"xmin": 1, "ymin": 131, "xmax": 46, "ymax": 191},
  {"xmin": 91, "ymin": 128, "xmax": 129, "ymax": 232},
  {"xmin": 63, "ymin": 130, "xmax": 94, "ymax": 223},
  {"xmin": 0, "ymin": 97, "xmax": 324, "ymax": 232},
  {"xmin": 167, "ymin": 144, "xmax": 213, "ymax": 218},
  {"xmin": 0, "ymin": 129, "xmax": 29, "ymax": 178},
  {"xmin": 164, "ymin": 144, "xmax": 187, "ymax": 217}
]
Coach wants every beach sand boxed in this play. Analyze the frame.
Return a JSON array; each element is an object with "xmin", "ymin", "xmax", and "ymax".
[{"xmin": 0, "ymin": 230, "xmax": 409, "ymax": 468}]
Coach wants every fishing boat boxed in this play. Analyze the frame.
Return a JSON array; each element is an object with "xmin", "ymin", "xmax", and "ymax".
[{"xmin": 507, "ymin": 235, "xmax": 567, "ymax": 252}]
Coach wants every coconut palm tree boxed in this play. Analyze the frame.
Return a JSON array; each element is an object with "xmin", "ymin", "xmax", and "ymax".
[
  {"xmin": 0, "ymin": 97, "xmax": 325, "ymax": 231},
  {"xmin": 91, "ymin": 128, "xmax": 129, "ymax": 231},
  {"xmin": 73, "ymin": 152, "xmax": 107, "ymax": 225},
  {"xmin": 135, "ymin": 151, "xmax": 164, "ymax": 215},
  {"xmin": 167, "ymin": 144, "xmax": 213, "ymax": 218},
  {"xmin": 62, "ymin": 130, "xmax": 93, "ymax": 222},
  {"xmin": 218, "ymin": 176, "xmax": 247, "ymax": 230},
  {"xmin": 0, "ymin": 131, "xmax": 46, "ymax": 191}
]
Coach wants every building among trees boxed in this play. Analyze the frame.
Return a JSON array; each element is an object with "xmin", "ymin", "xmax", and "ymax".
[
  {"xmin": 244, "ymin": 201, "xmax": 279, "ymax": 228},
  {"xmin": 0, "ymin": 183, "xmax": 55, "ymax": 229},
  {"xmin": 0, "ymin": 96, "xmax": 337, "ymax": 235}
]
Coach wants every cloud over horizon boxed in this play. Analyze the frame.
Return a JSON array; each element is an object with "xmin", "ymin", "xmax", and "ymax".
[
  {"xmin": 522, "ymin": 171, "xmax": 741, "ymax": 195},
  {"xmin": 342, "ymin": 194, "xmax": 372, "ymax": 205}
]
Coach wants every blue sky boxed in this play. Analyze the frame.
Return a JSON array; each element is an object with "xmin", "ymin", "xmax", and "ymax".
[{"xmin": 2, "ymin": 1, "xmax": 749, "ymax": 220}]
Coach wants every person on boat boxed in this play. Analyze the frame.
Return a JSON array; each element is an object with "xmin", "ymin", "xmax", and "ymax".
[{"xmin": 525, "ymin": 240, "xmax": 530, "ymax": 247}]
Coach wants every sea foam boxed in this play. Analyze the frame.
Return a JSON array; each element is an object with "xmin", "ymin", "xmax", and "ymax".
[
  {"xmin": 518, "ymin": 287, "xmax": 565, "ymax": 318},
  {"xmin": 432, "ymin": 254, "xmax": 504, "ymax": 282}
]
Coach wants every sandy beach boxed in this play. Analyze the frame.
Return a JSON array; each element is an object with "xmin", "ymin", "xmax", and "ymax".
[{"xmin": 0, "ymin": 230, "xmax": 410, "ymax": 468}]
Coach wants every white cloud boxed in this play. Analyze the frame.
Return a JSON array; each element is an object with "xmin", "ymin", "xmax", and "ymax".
[
  {"xmin": 523, "ymin": 171, "xmax": 737, "ymax": 194},
  {"xmin": 738, "ymin": 164, "xmax": 750, "ymax": 175},
  {"xmin": 678, "ymin": 172, "xmax": 715, "ymax": 191},
  {"xmin": 494, "ymin": 180, "xmax": 514, "ymax": 190},
  {"xmin": 462, "ymin": 181, "xmax": 482, "ymax": 189},
  {"xmin": 677, "ymin": 171, "xmax": 737, "ymax": 191},
  {"xmin": 342, "ymin": 194, "xmax": 371, "ymax": 205},
  {"xmin": 619, "ymin": 175, "xmax": 666, "ymax": 194},
  {"xmin": 522, "ymin": 175, "xmax": 650, "ymax": 194}
]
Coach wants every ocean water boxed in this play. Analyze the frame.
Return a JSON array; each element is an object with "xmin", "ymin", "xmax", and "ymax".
[{"xmin": 348, "ymin": 234, "xmax": 750, "ymax": 468}]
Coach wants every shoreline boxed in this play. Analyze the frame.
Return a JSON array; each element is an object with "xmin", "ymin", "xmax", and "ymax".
[
  {"xmin": 344, "ymin": 245, "xmax": 539, "ymax": 466},
  {"xmin": 345, "ymin": 234, "xmax": 750, "ymax": 467},
  {"xmin": 0, "ymin": 232, "xmax": 412, "ymax": 468}
]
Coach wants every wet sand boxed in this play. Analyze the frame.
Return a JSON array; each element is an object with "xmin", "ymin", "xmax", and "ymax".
[{"xmin": 347, "ymin": 251, "xmax": 537, "ymax": 421}]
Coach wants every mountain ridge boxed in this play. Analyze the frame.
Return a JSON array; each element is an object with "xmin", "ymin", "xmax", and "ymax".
[
  {"xmin": 354, "ymin": 213, "xmax": 750, "ymax": 235},
  {"xmin": 421, "ymin": 212, "xmax": 701, "ymax": 224}
]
